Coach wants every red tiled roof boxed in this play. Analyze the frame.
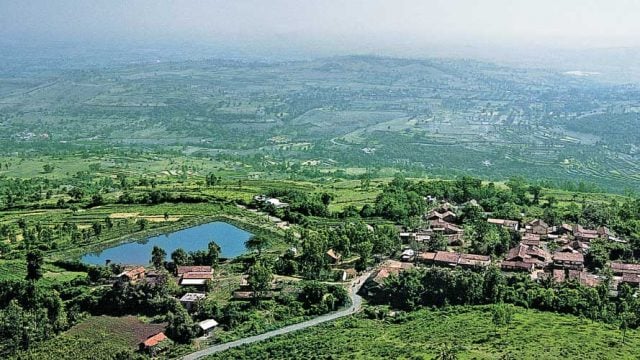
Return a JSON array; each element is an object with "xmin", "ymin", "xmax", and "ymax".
[
  {"xmin": 611, "ymin": 262, "xmax": 640, "ymax": 274},
  {"xmin": 622, "ymin": 273, "xmax": 640, "ymax": 284},
  {"xmin": 142, "ymin": 332, "xmax": 168, "ymax": 347},
  {"xmin": 181, "ymin": 272, "xmax": 213, "ymax": 279},
  {"xmin": 501, "ymin": 261, "xmax": 534, "ymax": 271},
  {"xmin": 418, "ymin": 252, "xmax": 437, "ymax": 261},
  {"xmin": 433, "ymin": 251, "xmax": 461, "ymax": 264},
  {"xmin": 553, "ymin": 252, "xmax": 584, "ymax": 263},
  {"xmin": 177, "ymin": 266, "xmax": 212, "ymax": 275}
]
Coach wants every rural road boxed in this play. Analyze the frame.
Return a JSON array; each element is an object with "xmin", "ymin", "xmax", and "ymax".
[{"xmin": 181, "ymin": 272, "xmax": 371, "ymax": 360}]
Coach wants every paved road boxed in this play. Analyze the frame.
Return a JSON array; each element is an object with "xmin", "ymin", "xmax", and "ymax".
[{"xmin": 181, "ymin": 272, "xmax": 370, "ymax": 360}]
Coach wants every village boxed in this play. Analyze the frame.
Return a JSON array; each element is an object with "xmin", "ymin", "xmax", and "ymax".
[{"xmin": 375, "ymin": 200, "xmax": 639, "ymax": 293}]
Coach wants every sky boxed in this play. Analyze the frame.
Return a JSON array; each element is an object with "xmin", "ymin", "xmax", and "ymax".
[{"xmin": 1, "ymin": 0, "xmax": 640, "ymax": 57}]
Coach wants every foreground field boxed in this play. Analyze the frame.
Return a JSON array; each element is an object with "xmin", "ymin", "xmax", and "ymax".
[
  {"xmin": 13, "ymin": 316, "xmax": 165, "ymax": 360},
  {"xmin": 205, "ymin": 305, "xmax": 640, "ymax": 360}
]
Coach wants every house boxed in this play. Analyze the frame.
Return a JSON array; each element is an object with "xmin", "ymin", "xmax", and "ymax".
[
  {"xmin": 369, "ymin": 260, "xmax": 414, "ymax": 285},
  {"xmin": 254, "ymin": 195, "xmax": 289, "ymax": 208},
  {"xmin": 117, "ymin": 266, "xmax": 146, "ymax": 283},
  {"xmin": 433, "ymin": 251, "xmax": 461, "ymax": 267},
  {"xmin": 610, "ymin": 262, "xmax": 640, "ymax": 276},
  {"xmin": 573, "ymin": 225, "xmax": 600, "ymax": 242},
  {"xmin": 458, "ymin": 253, "xmax": 491, "ymax": 268},
  {"xmin": 400, "ymin": 249, "xmax": 415, "ymax": 262},
  {"xmin": 555, "ymin": 223, "xmax": 573, "ymax": 235},
  {"xmin": 139, "ymin": 332, "xmax": 169, "ymax": 356},
  {"xmin": 417, "ymin": 252, "xmax": 436, "ymax": 263},
  {"xmin": 505, "ymin": 243, "xmax": 549, "ymax": 268},
  {"xmin": 501, "ymin": 260, "xmax": 535, "ymax": 272},
  {"xmin": 197, "ymin": 319, "xmax": 219, "ymax": 337},
  {"xmin": 176, "ymin": 266, "xmax": 213, "ymax": 286},
  {"xmin": 621, "ymin": 273, "xmax": 640, "ymax": 287},
  {"xmin": 426, "ymin": 210, "xmax": 457, "ymax": 223},
  {"xmin": 553, "ymin": 251, "xmax": 585, "ymax": 270},
  {"xmin": 180, "ymin": 272, "xmax": 213, "ymax": 286},
  {"xmin": 326, "ymin": 249, "xmax": 342, "ymax": 264},
  {"xmin": 527, "ymin": 219, "xmax": 550, "ymax": 235},
  {"xmin": 179, "ymin": 293, "xmax": 206, "ymax": 311},
  {"xmin": 552, "ymin": 269, "xmax": 600, "ymax": 287},
  {"xmin": 177, "ymin": 266, "xmax": 213, "ymax": 276},
  {"xmin": 429, "ymin": 219, "xmax": 463, "ymax": 234},
  {"xmin": 428, "ymin": 219, "xmax": 464, "ymax": 245},
  {"xmin": 487, "ymin": 218, "xmax": 519, "ymax": 231},
  {"xmin": 521, "ymin": 233, "xmax": 541, "ymax": 247}
]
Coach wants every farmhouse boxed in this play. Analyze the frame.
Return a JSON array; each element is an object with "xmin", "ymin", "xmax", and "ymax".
[
  {"xmin": 180, "ymin": 272, "xmax": 213, "ymax": 286},
  {"xmin": 621, "ymin": 273, "xmax": 640, "ymax": 287},
  {"xmin": 139, "ymin": 332, "xmax": 169, "ymax": 356},
  {"xmin": 117, "ymin": 266, "xmax": 146, "ymax": 283},
  {"xmin": 487, "ymin": 218, "xmax": 519, "ymax": 231},
  {"xmin": 179, "ymin": 292, "xmax": 206, "ymax": 311},
  {"xmin": 610, "ymin": 262, "xmax": 640, "ymax": 276},
  {"xmin": 551, "ymin": 269, "xmax": 600, "ymax": 287},
  {"xmin": 553, "ymin": 251, "xmax": 585, "ymax": 270},
  {"xmin": 505, "ymin": 243, "xmax": 549, "ymax": 268},
  {"xmin": 526, "ymin": 219, "xmax": 550, "ymax": 235},
  {"xmin": 501, "ymin": 260, "xmax": 535, "ymax": 272},
  {"xmin": 426, "ymin": 210, "xmax": 457, "ymax": 223},
  {"xmin": 521, "ymin": 233, "xmax": 541, "ymax": 247},
  {"xmin": 176, "ymin": 265, "xmax": 213, "ymax": 286},
  {"xmin": 458, "ymin": 253, "xmax": 491, "ymax": 268},
  {"xmin": 418, "ymin": 251, "xmax": 490, "ymax": 268}
]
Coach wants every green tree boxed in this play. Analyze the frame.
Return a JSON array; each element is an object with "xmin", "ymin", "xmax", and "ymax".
[
  {"xmin": 151, "ymin": 246, "xmax": 167, "ymax": 269},
  {"xmin": 245, "ymin": 234, "xmax": 270, "ymax": 257},
  {"xmin": 207, "ymin": 241, "xmax": 221, "ymax": 267},
  {"xmin": 171, "ymin": 248, "xmax": 190, "ymax": 266},
  {"xmin": 26, "ymin": 250, "xmax": 43, "ymax": 281},
  {"xmin": 248, "ymin": 261, "xmax": 273, "ymax": 304}
]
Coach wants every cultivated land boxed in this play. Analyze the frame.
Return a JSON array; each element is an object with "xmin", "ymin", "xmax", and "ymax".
[
  {"xmin": 1, "ymin": 55, "xmax": 640, "ymax": 193},
  {"xmin": 203, "ymin": 306, "xmax": 640, "ymax": 360}
]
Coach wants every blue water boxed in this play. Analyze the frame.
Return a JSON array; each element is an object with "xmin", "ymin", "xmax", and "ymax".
[{"xmin": 81, "ymin": 221, "xmax": 252, "ymax": 266}]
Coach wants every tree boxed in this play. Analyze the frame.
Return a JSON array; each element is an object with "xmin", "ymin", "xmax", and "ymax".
[
  {"xmin": 92, "ymin": 222, "xmax": 103, "ymax": 237},
  {"xmin": 245, "ymin": 234, "xmax": 270, "ymax": 257},
  {"xmin": 26, "ymin": 250, "xmax": 43, "ymax": 281},
  {"xmin": 248, "ymin": 261, "xmax": 273, "ymax": 304},
  {"xmin": 165, "ymin": 303, "xmax": 196, "ymax": 343},
  {"xmin": 137, "ymin": 218, "xmax": 148, "ymax": 231},
  {"xmin": 151, "ymin": 246, "xmax": 167, "ymax": 269},
  {"xmin": 434, "ymin": 343, "xmax": 458, "ymax": 360},
  {"xmin": 171, "ymin": 248, "xmax": 190, "ymax": 266},
  {"xmin": 42, "ymin": 164, "xmax": 55, "ymax": 173},
  {"xmin": 207, "ymin": 241, "xmax": 221, "ymax": 267}
]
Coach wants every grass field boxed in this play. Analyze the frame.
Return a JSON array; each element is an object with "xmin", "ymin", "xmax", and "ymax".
[{"xmin": 205, "ymin": 305, "xmax": 640, "ymax": 360}]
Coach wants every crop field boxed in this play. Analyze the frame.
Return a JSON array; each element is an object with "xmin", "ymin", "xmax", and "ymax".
[
  {"xmin": 205, "ymin": 305, "xmax": 640, "ymax": 360},
  {"xmin": 2, "ymin": 56, "xmax": 640, "ymax": 192},
  {"xmin": 12, "ymin": 316, "xmax": 166, "ymax": 360}
]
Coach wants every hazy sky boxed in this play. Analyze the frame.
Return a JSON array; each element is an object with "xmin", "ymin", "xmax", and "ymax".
[{"xmin": 1, "ymin": 0, "xmax": 639, "ymax": 53}]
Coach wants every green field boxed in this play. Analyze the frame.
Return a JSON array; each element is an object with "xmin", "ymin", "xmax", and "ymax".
[{"xmin": 205, "ymin": 305, "xmax": 640, "ymax": 360}]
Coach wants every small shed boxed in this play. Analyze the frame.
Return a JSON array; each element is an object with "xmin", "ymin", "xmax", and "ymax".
[
  {"xmin": 179, "ymin": 293, "xmax": 206, "ymax": 311},
  {"xmin": 198, "ymin": 319, "xmax": 219, "ymax": 337}
]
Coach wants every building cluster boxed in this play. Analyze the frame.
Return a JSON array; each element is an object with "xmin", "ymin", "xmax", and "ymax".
[{"xmin": 390, "ymin": 201, "xmax": 640, "ymax": 293}]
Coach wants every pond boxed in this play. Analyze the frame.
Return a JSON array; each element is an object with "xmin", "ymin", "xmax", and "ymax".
[{"xmin": 81, "ymin": 221, "xmax": 253, "ymax": 266}]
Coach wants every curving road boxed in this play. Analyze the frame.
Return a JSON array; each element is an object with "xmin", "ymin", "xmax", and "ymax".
[{"xmin": 181, "ymin": 272, "xmax": 370, "ymax": 360}]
